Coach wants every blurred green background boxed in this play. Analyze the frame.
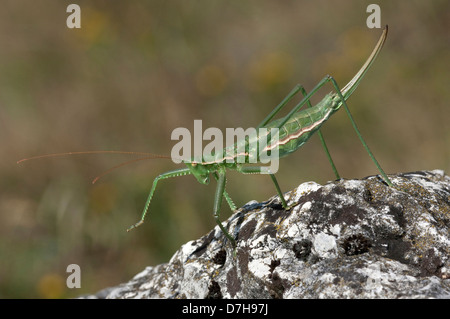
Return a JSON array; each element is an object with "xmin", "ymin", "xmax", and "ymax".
[{"xmin": 1, "ymin": 0, "xmax": 449, "ymax": 298}]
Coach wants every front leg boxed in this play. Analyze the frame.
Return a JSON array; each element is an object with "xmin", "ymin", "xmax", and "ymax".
[
  {"xmin": 213, "ymin": 172, "xmax": 237, "ymax": 212},
  {"xmin": 213, "ymin": 170, "xmax": 236, "ymax": 247},
  {"xmin": 127, "ymin": 168, "xmax": 192, "ymax": 231}
]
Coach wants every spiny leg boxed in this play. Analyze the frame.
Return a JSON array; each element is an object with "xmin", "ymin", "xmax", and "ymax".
[
  {"xmin": 213, "ymin": 172, "xmax": 237, "ymax": 211},
  {"xmin": 127, "ymin": 168, "xmax": 192, "ymax": 231},
  {"xmin": 259, "ymin": 77, "xmax": 337, "ymax": 130},
  {"xmin": 275, "ymin": 76, "xmax": 333, "ymax": 129},
  {"xmin": 213, "ymin": 170, "xmax": 236, "ymax": 247},
  {"xmin": 269, "ymin": 173, "xmax": 288, "ymax": 208},
  {"xmin": 256, "ymin": 84, "xmax": 303, "ymax": 129},
  {"xmin": 327, "ymin": 75, "xmax": 393, "ymax": 187},
  {"xmin": 297, "ymin": 86, "xmax": 340, "ymax": 180}
]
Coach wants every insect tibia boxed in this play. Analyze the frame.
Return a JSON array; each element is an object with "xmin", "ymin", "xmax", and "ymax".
[{"xmin": 127, "ymin": 220, "xmax": 144, "ymax": 232}]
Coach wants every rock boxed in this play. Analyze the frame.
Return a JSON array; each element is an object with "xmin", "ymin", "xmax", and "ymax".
[{"xmin": 86, "ymin": 170, "xmax": 450, "ymax": 299}]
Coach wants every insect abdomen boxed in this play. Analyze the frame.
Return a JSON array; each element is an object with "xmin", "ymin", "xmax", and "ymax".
[{"xmin": 266, "ymin": 100, "xmax": 335, "ymax": 158}]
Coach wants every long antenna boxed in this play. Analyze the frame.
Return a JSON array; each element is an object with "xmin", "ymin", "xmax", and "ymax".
[
  {"xmin": 17, "ymin": 151, "xmax": 171, "ymax": 164},
  {"xmin": 91, "ymin": 156, "xmax": 167, "ymax": 184}
]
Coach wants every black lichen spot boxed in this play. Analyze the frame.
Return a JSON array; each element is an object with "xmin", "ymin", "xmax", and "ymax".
[
  {"xmin": 329, "ymin": 205, "xmax": 367, "ymax": 226},
  {"xmin": 237, "ymin": 247, "xmax": 249, "ymax": 275},
  {"xmin": 342, "ymin": 234, "xmax": 372, "ymax": 256},
  {"xmin": 265, "ymin": 208, "xmax": 291, "ymax": 223},
  {"xmin": 226, "ymin": 266, "xmax": 241, "ymax": 297},
  {"xmin": 292, "ymin": 239, "xmax": 312, "ymax": 261},
  {"xmin": 267, "ymin": 201, "xmax": 284, "ymax": 210},
  {"xmin": 189, "ymin": 230, "xmax": 215, "ymax": 259},
  {"xmin": 387, "ymin": 204, "xmax": 406, "ymax": 228},
  {"xmin": 267, "ymin": 272, "xmax": 285, "ymax": 299},
  {"xmin": 333, "ymin": 185, "xmax": 347, "ymax": 195},
  {"xmin": 205, "ymin": 280, "xmax": 222, "ymax": 299},
  {"xmin": 268, "ymin": 259, "xmax": 280, "ymax": 276},
  {"xmin": 212, "ymin": 249, "xmax": 226, "ymax": 266},
  {"xmin": 266, "ymin": 259, "xmax": 284, "ymax": 298},
  {"xmin": 378, "ymin": 236, "xmax": 410, "ymax": 264},
  {"xmin": 237, "ymin": 219, "xmax": 257, "ymax": 242},
  {"xmin": 363, "ymin": 188, "xmax": 373, "ymax": 202},
  {"xmin": 419, "ymin": 249, "xmax": 443, "ymax": 277},
  {"xmin": 260, "ymin": 223, "xmax": 277, "ymax": 238}
]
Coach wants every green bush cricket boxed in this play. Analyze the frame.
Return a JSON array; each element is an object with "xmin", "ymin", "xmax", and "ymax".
[{"xmin": 18, "ymin": 26, "xmax": 393, "ymax": 248}]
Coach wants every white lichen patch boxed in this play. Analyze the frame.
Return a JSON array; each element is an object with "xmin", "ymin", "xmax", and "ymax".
[
  {"xmin": 342, "ymin": 179, "xmax": 365, "ymax": 190},
  {"xmin": 329, "ymin": 224, "xmax": 341, "ymax": 237},
  {"xmin": 248, "ymin": 258, "xmax": 272, "ymax": 278},
  {"xmin": 313, "ymin": 232, "xmax": 338, "ymax": 258},
  {"xmin": 291, "ymin": 181, "xmax": 322, "ymax": 203}
]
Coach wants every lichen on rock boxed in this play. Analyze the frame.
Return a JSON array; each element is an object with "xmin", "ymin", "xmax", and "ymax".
[{"xmin": 86, "ymin": 170, "xmax": 450, "ymax": 299}]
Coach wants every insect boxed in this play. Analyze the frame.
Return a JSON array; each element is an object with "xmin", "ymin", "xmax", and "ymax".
[{"xmin": 18, "ymin": 26, "xmax": 393, "ymax": 248}]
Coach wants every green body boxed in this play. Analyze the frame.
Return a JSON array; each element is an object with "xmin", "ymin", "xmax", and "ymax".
[
  {"xmin": 128, "ymin": 27, "xmax": 393, "ymax": 247},
  {"xmin": 263, "ymin": 94, "xmax": 337, "ymax": 159}
]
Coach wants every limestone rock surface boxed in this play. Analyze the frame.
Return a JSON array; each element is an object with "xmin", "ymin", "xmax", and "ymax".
[{"xmin": 87, "ymin": 170, "xmax": 450, "ymax": 299}]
